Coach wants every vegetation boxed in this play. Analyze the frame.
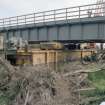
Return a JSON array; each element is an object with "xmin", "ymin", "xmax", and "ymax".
[{"xmin": 81, "ymin": 69, "xmax": 105, "ymax": 105}]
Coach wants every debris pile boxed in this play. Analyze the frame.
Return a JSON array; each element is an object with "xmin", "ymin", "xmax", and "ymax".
[
  {"xmin": 12, "ymin": 65, "xmax": 82, "ymax": 105},
  {"xmin": 0, "ymin": 57, "xmax": 94, "ymax": 105},
  {"xmin": 1, "ymin": 49, "xmax": 105, "ymax": 105}
]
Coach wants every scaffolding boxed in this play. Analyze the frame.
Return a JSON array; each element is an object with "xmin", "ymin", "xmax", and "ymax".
[{"xmin": 95, "ymin": 0, "xmax": 105, "ymax": 16}]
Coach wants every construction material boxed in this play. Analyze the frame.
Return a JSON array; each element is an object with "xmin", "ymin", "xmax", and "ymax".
[
  {"xmin": 17, "ymin": 50, "xmax": 59, "ymax": 66},
  {"xmin": 0, "ymin": 35, "xmax": 4, "ymax": 50},
  {"xmin": 40, "ymin": 42, "xmax": 64, "ymax": 50}
]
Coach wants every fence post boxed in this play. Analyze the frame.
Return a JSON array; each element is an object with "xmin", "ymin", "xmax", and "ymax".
[
  {"xmin": 3, "ymin": 19, "xmax": 5, "ymax": 28},
  {"xmin": 43, "ymin": 12, "xmax": 45, "ymax": 24},
  {"xmin": 34, "ymin": 13, "xmax": 36, "ymax": 24},
  {"xmin": 9, "ymin": 18, "xmax": 11, "ymax": 26},
  {"xmin": 66, "ymin": 8, "xmax": 68, "ymax": 20},
  {"xmin": 54, "ymin": 10, "xmax": 56, "ymax": 22},
  {"xmin": 25, "ymin": 15, "xmax": 26, "ymax": 25},
  {"xmin": 79, "ymin": 6, "xmax": 81, "ymax": 18},
  {"xmin": 17, "ymin": 16, "xmax": 18, "ymax": 26}
]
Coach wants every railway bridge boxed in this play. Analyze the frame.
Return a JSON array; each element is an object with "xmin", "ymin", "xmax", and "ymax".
[{"xmin": 0, "ymin": 2, "xmax": 105, "ymax": 43}]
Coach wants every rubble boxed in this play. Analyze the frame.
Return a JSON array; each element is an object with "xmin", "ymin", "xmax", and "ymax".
[
  {"xmin": 11, "ymin": 66, "xmax": 80, "ymax": 105},
  {"xmin": 0, "ymin": 57, "xmax": 83, "ymax": 105},
  {"xmin": 0, "ymin": 57, "xmax": 103, "ymax": 105}
]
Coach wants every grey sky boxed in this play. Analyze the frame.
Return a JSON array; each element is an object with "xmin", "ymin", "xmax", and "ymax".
[{"xmin": 0, "ymin": 0, "xmax": 97, "ymax": 18}]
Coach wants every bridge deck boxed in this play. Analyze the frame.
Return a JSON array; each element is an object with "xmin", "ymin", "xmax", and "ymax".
[{"xmin": 0, "ymin": 2, "xmax": 105, "ymax": 43}]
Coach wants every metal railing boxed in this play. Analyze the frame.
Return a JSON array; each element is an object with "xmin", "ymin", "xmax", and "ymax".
[{"xmin": 0, "ymin": 2, "xmax": 105, "ymax": 28}]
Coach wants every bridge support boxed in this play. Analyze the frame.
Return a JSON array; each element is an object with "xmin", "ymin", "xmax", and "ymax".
[{"xmin": 100, "ymin": 43, "xmax": 104, "ymax": 50}]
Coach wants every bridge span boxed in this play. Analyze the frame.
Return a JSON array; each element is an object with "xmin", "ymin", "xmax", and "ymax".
[{"xmin": 0, "ymin": 2, "xmax": 105, "ymax": 43}]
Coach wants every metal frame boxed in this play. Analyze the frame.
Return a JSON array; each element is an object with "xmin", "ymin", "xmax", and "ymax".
[{"xmin": 0, "ymin": 2, "xmax": 105, "ymax": 27}]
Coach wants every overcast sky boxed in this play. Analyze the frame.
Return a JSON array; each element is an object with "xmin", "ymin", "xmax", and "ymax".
[{"xmin": 0, "ymin": 0, "xmax": 97, "ymax": 18}]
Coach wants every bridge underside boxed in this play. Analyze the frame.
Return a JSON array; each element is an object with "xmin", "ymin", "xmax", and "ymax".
[{"xmin": 0, "ymin": 16, "xmax": 105, "ymax": 43}]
